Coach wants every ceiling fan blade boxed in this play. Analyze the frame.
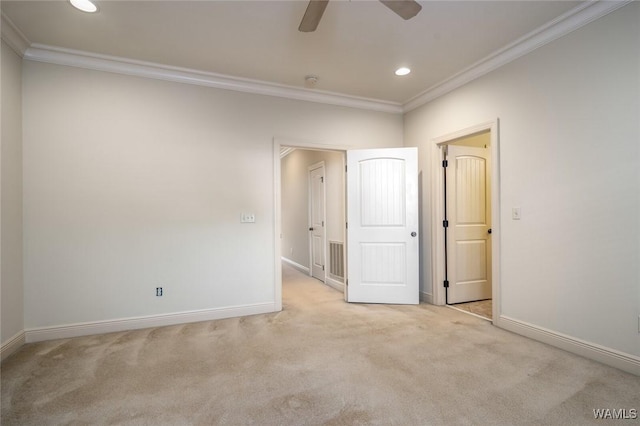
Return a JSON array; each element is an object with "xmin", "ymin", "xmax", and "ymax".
[
  {"xmin": 299, "ymin": 0, "xmax": 330, "ymax": 32},
  {"xmin": 379, "ymin": 0, "xmax": 422, "ymax": 20}
]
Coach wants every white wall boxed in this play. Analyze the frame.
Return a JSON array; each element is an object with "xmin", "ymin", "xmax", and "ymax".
[
  {"xmin": 405, "ymin": 3, "xmax": 639, "ymax": 357},
  {"xmin": 22, "ymin": 60, "xmax": 403, "ymax": 329},
  {"xmin": 281, "ymin": 149, "xmax": 345, "ymax": 270},
  {"xmin": 1, "ymin": 40, "xmax": 24, "ymax": 347}
]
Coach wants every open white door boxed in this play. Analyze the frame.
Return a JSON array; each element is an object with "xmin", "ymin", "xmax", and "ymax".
[
  {"xmin": 446, "ymin": 145, "xmax": 492, "ymax": 304},
  {"xmin": 346, "ymin": 148, "xmax": 419, "ymax": 304}
]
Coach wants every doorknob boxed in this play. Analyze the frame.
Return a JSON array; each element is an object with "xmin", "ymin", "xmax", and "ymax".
[
  {"xmin": 411, "ymin": 232, "xmax": 417, "ymax": 237},
  {"xmin": 309, "ymin": 227, "xmax": 314, "ymax": 231},
  {"xmin": 488, "ymin": 228, "xmax": 492, "ymax": 234}
]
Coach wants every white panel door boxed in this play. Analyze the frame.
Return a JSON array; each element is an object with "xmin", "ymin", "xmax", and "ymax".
[
  {"xmin": 309, "ymin": 164, "xmax": 325, "ymax": 281},
  {"xmin": 446, "ymin": 145, "xmax": 492, "ymax": 304},
  {"xmin": 347, "ymin": 148, "xmax": 419, "ymax": 304}
]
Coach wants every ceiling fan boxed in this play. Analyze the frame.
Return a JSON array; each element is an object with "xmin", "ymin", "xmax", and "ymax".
[{"xmin": 299, "ymin": 0, "xmax": 422, "ymax": 32}]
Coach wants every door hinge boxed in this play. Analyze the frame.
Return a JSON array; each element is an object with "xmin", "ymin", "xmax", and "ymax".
[
  {"xmin": 346, "ymin": 222, "xmax": 348, "ymax": 229},
  {"xmin": 322, "ymin": 221, "xmax": 324, "ymax": 227},
  {"xmin": 345, "ymin": 165, "xmax": 348, "ymax": 172},
  {"xmin": 443, "ymin": 280, "xmax": 449, "ymax": 288},
  {"xmin": 320, "ymin": 176, "xmax": 324, "ymax": 183},
  {"xmin": 322, "ymin": 265, "xmax": 325, "ymax": 271},
  {"xmin": 443, "ymin": 220, "xmax": 449, "ymax": 228},
  {"xmin": 442, "ymin": 160, "xmax": 448, "ymax": 168}
]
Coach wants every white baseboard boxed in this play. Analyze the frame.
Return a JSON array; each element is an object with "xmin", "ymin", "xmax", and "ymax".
[
  {"xmin": 25, "ymin": 302, "xmax": 277, "ymax": 343},
  {"xmin": 496, "ymin": 315, "xmax": 640, "ymax": 376},
  {"xmin": 420, "ymin": 291, "xmax": 434, "ymax": 304},
  {"xmin": 1, "ymin": 330, "xmax": 26, "ymax": 362},
  {"xmin": 281, "ymin": 257, "xmax": 310, "ymax": 274},
  {"xmin": 325, "ymin": 276, "xmax": 345, "ymax": 293}
]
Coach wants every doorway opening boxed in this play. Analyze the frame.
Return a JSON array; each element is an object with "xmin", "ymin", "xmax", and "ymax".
[
  {"xmin": 430, "ymin": 121, "xmax": 500, "ymax": 323},
  {"xmin": 275, "ymin": 140, "xmax": 421, "ymax": 310},
  {"xmin": 275, "ymin": 139, "xmax": 348, "ymax": 311}
]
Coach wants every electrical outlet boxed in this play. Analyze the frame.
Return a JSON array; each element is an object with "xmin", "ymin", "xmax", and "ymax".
[{"xmin": 156, "ymin": 287, "xmax": 163, "ymax": 297}]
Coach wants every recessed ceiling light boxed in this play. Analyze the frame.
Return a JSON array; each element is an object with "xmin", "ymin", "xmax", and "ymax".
[
  {"xmin": 395, "ymin": 67, "xmax": 411, "ymax": 76},
  {"xmin": 70, "ymin": 0, "xmax": 98, "ymax": 13}
]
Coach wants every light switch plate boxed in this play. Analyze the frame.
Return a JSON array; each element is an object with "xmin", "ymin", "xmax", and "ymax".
[
  {"xmin": 512, "ymin": 207, "xmax": 521, "ymax": 220},
  {"xmin": 241, "ymin": 213, "xmax": 256, "ymax": 223}
]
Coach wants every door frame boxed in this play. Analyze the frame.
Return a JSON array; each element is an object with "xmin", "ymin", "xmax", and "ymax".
[
  {"xmin": 308, "ymin": 161, "xmax": 327, "ymax": 282},
  {"xmin": 430, "ymin": 120, "xmax": 501, "ymax": 322},
  {"xmin": 273, "ymin": 138, "xmax": 348, "ymax": 311}
]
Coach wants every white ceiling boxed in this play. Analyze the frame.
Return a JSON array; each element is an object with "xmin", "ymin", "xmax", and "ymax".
[{"xmin": 2, "ymin": 0, "xmax": 583, "ymax": 104}]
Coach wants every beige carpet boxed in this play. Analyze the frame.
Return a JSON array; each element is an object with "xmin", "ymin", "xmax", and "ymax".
[
  {"xmin": 451, "ymin": 299, "xmax": 493, "ymax": 320},
  {"xmin": 2, "ymin": 264, "xmax": 639, "ymax": 425}
]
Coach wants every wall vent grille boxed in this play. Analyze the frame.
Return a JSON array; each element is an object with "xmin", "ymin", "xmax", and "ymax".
[{"xmin": 329, "ymin": 241, "xmax": 344, "ymax": 281}]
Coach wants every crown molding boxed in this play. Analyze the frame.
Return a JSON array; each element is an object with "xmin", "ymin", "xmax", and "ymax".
[
  {"xmin": 279, "ymin": 147, "xmax": 297, "ymax": 159},
  {"xmin": 402, "ymin": 0, "xmax": 633, "ymax": 113},
  {"xmin": 23, "ymin": 44, "xmax": 403, "ymax": 114},
  {"xmin": 11, "ymin": 1, "xmax": 630, "ymax": 115},
  {"xmin": 1, "ymin": 12, "xmax": 30, "ymax": 56}
]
